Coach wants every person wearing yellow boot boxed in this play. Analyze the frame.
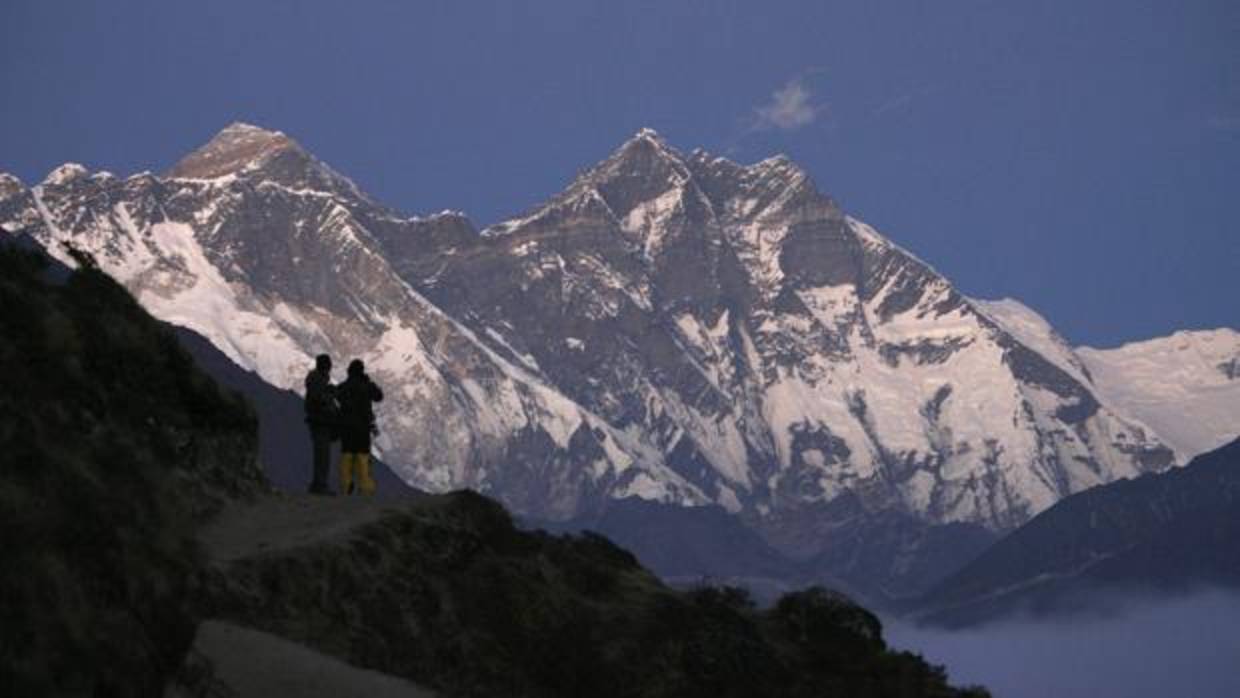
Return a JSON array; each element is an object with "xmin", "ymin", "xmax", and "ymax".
[{"xmin": 336, "ymin": 359, "xmax": 384, "ymax": 495}]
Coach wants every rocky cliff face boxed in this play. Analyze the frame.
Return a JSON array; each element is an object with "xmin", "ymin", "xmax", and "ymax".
[{"xmin": 2, "ymin": 123, "xmax": 1215, "ymax": 594}]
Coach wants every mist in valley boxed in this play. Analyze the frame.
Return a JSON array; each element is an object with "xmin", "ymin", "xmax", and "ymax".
[{"xmin": 886, "ymin": 590, "xmax": 1240, "ymax": 698}]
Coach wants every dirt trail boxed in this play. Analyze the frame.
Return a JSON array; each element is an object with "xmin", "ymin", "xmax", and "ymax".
[
  {"xmin": 187, "ymin": 492, "xmax": 444, "ymax": 696},
  {"xmin": 200, "ymin": 491, "xmax": 436, "ymax": 564},
  {"xmin": 178, "ymin": 621, "xmax": 437, "ymax": 698}
]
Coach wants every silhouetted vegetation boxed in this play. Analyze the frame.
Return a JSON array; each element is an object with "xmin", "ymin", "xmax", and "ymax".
[
  {"xmin": 0, "ymin": 246, "xmax": 265, "ymax": 695},
  {"xmin": 208, "ymin": 489, "xmax": 988, "ymax": 697}
]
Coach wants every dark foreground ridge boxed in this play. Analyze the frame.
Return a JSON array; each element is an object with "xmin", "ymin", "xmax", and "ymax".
[
  {"xmin": 0, "ymin": 242, "xmax": 986, "ymax": 697},
  {"xmin": 0, "ymin": 241, "xmax": 268, "ymax": 695}
]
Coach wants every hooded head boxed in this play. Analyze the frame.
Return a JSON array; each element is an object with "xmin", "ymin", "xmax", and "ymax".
[
  {"xmin": 347, "ymin": 359, "xmax": 365, "ymax": 378},
  {"xmin": 315, "ymin": 354, "xmax": 332, "ymax": 373}
]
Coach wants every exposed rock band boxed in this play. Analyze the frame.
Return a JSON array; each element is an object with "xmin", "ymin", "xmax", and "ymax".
[{"xmin": 303, "ymin": 354, "xmax": 385, "ymax": 495}]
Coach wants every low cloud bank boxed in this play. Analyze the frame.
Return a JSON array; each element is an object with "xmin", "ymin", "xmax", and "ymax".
[{"xmin": 886, "ymin": 590, "xmax": 1240, "ymax": 698}]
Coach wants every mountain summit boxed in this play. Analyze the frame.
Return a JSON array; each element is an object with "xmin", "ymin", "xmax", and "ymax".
[
  {"xmin": 167, "ymin": 122, "xmax": 368, "ymax": 202},
  {"xmin": 3, "ymin": 125, "xmax": 1234, "ymax": 597},
  {"xmin": 167, "ymin": 122, "xmax": 297, "ymax": 179}
]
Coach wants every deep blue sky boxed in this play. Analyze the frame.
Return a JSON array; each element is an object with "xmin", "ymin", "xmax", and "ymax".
[{"xmin": 3, "ymin": 1, "xmax": 1236, "ymax": 346}]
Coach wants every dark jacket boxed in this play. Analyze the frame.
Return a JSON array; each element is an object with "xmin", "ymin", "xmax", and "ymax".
[
  {"xmin": 337, "ymin": 372, "xmax": 383, "ymax": 453},
  {"xmin": 303, "ymin": 368, "xmax": 338, "ymax": 429}
]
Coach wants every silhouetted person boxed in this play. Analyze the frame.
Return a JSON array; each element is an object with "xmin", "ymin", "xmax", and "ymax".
[
  {"xmin": 303, "ymin": 354, "xmax": 339, "ymax": 495},
  {"xmin": 337, "ymin": 359, "xmax": 384, "ymax": 495}
]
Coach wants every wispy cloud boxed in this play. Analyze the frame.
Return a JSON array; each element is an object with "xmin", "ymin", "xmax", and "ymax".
[{"xmin": 754, "ymin": 77, "xmax": 824, "ymax": 131}]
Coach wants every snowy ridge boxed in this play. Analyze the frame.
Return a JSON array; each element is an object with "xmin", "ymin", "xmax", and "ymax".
[
  {"xmin": 969, "ymin": 297, "xmax": 1091, "ymax": 386},
  {"xmin": 1079, "ymin": 329, "xmax": 1240, "ymax": 460},
  {"xmin": 972, "ymin": 298, "xmax": 1239, "ymax": 462}
]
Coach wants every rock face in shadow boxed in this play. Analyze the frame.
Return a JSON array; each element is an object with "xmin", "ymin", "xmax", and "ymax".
[{"xmin": 912, "ymin": 438, "xmax": 1240, "ymax": 627}]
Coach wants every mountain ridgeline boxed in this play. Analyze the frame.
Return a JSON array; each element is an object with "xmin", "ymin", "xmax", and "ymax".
[
  {"xmin": 2, "ymin": 123, "xmax": 1238, "ymax": 599},
  {"xmin": 0, "ymin": 240, "xmax": 987, "ymax": 697},
  {"xmin": 911, "ymin": 436, "xmax": 1240, "ymax": 627}
]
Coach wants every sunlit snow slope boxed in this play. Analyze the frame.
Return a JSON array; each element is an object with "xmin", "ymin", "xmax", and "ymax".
[{"xmin": 1079, "ymin": 330, "xmax": 1240, "ymax": 459}]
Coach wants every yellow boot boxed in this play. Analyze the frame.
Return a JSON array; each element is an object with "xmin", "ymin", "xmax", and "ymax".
[
  {"xmin": 358, "ymin": 454, "xmax": 376, "ymax": 495},
  {"xmin": 340, "ymin": 453, "xmax": 356, "ymax": 495}
]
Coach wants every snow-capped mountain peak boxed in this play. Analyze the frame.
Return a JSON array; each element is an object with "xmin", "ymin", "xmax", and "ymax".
[
  {"xmin": 586, "ymin": 128, "xmax": 694, "ymax": 197},
  {"xmin": 607, "ymin": 127, "xmax": 680, "ymax": 163},
  {"xmin": 166, "ymin": 122, "xmax": 371, "ymax": 205},
  {"xmin": 632, "ymin": 126, "xmax": 664, "ymax": 141},
  {"xmin": 167, "ymin": 122, "xmax": 296, "ymax": 179},
  {"xmin": 43, "ymin": 163, "xmax": 90, "ymax": 187},
  {"xmin": 481, "ymin": 129, "xmax": 699, "ymax": 241},
  {"xmin": 0, "ymin": 172, "xmax": 24, "ymax": 199}
]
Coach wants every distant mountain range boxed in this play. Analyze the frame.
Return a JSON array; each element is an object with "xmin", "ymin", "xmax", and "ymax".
[
  {"xmin": 912, "ymin": 436, "xmax": 1240, "ymax": 627},
  {"xmin": 2, "ymin": 123, "xmax": 1236, "ymax": 597}
]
